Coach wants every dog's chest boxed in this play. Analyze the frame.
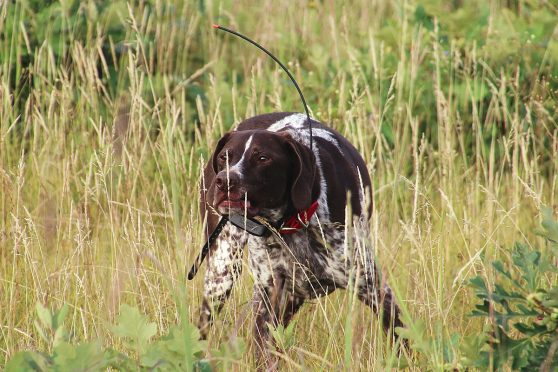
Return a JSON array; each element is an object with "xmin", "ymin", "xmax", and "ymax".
[{"xmin": 247, "ymin": 224, "xmax": 348, "ymax": 298}]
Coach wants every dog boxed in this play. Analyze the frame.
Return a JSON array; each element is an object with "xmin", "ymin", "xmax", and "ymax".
[{"xmin": 197, "ymin": 112, "xmax": 404, "ymax": 367}]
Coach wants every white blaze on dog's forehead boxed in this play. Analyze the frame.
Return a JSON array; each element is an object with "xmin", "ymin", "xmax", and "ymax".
[{"xmin": 228, "ymin": 134, "xmax": 254, "ymax": 178}]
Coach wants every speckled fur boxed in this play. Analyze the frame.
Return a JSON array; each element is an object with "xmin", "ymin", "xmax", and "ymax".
[
  {"xmin": 200, "ymin": 211, "xmax": 404, "ymax": 367},
  {"xmin": 199, "ymin": 224, "xmax": 247, "ymax": 338}
]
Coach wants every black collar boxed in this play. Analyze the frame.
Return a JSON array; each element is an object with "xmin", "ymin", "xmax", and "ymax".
[{"xmin": 227, "ymin": 214, "xmax": 270, "ymax": 237}]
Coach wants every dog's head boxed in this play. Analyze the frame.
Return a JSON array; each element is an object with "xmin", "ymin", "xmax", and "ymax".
[{"xmin": 209, "ymin": 130, "xmax": 319, "ymax": 218}]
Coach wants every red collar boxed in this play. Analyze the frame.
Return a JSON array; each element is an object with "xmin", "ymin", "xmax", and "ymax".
[{"xmin": 279, "ymin": 201, "xmax": 319, "ymax": 234}]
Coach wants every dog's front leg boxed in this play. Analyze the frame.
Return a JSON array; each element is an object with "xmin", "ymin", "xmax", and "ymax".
[
  {"xmin": 199, "ymin": 224, "xmax": 247, "ymax": 339},
  {"xmin": 249, "ymin": 238, "xmax": 300, "ymax": 369},
  {"xmin": 252, "ymin": 278, "xmax": 285, "ymax": 371},
  {"xmin": 252, "ymin": 274, "xmax": 305, "ymax": 371},
  {"xmin": 356, "ymin": 258, "xmax": 406, "ymax": 348},
  {"xmin": 252, "ymin": 285, "xmax": 274, "ymax": 370}
]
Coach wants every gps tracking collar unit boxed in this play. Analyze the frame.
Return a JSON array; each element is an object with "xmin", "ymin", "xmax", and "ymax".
[{"xmin": 187, "ymin": 25, "xmax": 316, "ymax": 281}]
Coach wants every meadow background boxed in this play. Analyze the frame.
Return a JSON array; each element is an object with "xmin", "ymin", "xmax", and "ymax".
[{"xmin": 1, "ymin": 0, "xmax": 558, "ymax": 370}]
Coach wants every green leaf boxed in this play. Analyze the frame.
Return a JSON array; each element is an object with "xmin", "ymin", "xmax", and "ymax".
[
  {"xmin": 52, "ymin": 341, "xmax": 109, "ymax": 371},
  {"xmin": 492, "ymin": 261, "xmax": 510, "ymax": 278},
  {"xmin": 4, "ymin": 352, "xmax": 29, "ymax": 372},
  {"xmin": 493, "ymin": 284, "xmax": 524, "ymax": 302},
  {"xmin": 140, "ymin": 320, "xmax": 209, "ymax": 371},
  {"xmin": 469, "ymin": 276, "xmax": 487, "ymax": 293},
  {"xmin": 395, "ymin": 320, "xmax": 431, "ymax": 356},
  {"xmin": 139, "ymin": 344, "xmax": 166, "ymax": 369},
  {"xmin": 105, "ymin": 349, "xmax": 136, "ymax": 370},
  {"xmin": 512, "ymin": 243, "xmax": 540, "ymax": 292},
  {"xmin": 268, "ymin": 321, "xmax": 296, "ymax": 351},
  {"xmin": 196, "ymin": 359, "xmax": 213, "ymax": 372},
  {"xmin": 459, "ymin": 333, "xmax": 490, "ymax": 368},
  {"xmin": 34, "ymin": 302, "xmax": 70, "ymax": 346},
  {"xmin": 210, "ymin": 336, "xmax": 246, "ymax": 369},
  {"xmin": 514, "ymin": 322, "xmax": 549, "ymax": 337},
  {"xmin": 466, "ymin": 216, "xmax": 558, "ymax": 370},
  {"xmin": 414, "ymin": 5, "xmax": 434, "ymax": 31},
  {"xmin": 52, "ymin": 304, "xmax": 69, "ymax": 330},
  {"xmin": 34, "ymin": 319, "xmax": 50, "ymax": 344},
  {"xmin": 543, "ymin": 287, "xmax": 558, "ymax": 309},
  {"xmin": 53, "ymin": 326, "xmax": 69, "ymax": 348},
  {"xmin": 540, "ymin": 207, "xmax": 558, "ymax": 244},
  {"xmin": 36, "ymin": 302, "xmax": 53, "ymax": 330},
  {"xmin": 470, "ymin": 300, "xmax": 490, "ymax": 316},
  {"xmin": 112, "ymin": 304, "xmax": 157, "ymax": 355},
  {"xmin": 5, "ymin": 351, "xmax": 50, "ymax": 372}
]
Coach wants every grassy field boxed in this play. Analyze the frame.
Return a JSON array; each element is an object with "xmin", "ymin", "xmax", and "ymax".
[{"xmin": 1, "ymin": 0, "xmax": 558, "ymax": 370}]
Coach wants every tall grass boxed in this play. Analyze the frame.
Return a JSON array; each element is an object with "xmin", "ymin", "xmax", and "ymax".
[{"xmin": 1, "ymin": 0, "xmax": 557, "ymax": 369}]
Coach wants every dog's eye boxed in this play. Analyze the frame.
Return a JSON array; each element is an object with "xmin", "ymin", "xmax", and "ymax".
[
  {"xmin": 258, "ymin": 155, "xmax": 269, "ymax": 162},
  {"xmin": 219, "ymin": 153, "xmax": 228, "ymax": 162}
]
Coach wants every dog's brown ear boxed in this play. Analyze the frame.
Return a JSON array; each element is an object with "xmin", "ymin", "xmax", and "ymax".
[
  {"xmin": 282, "ymin": 133, "xmax": 318, "ymax": 211},
  {"xmin": 211, "ymin": 133, "xmax": 231, "ymax": 173}
]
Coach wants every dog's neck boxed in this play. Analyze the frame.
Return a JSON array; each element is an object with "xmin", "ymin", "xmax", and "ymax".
[{"xmin": 256, "ymin": 205, "xmax": 289, "ymax": 224}]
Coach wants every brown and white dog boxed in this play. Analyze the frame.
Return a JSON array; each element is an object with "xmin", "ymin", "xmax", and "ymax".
[{"xmin": 198, "ymin": 112, "xmax": 404, "ymax": 366}]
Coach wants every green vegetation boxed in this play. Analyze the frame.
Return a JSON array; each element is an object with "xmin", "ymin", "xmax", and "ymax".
[
  {"xmin": 6, "ymin": 302, "xmax": 245, "ymax": 371},
  {"xmin": 1, "ymin": 0, "xmax": 557, "ymax": 370},
  {"xmin": 399, "ymin": 208, "xmax": 558, "ymax": 370}
]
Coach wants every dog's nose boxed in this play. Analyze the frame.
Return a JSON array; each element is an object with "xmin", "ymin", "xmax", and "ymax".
[{"xmin": 215, "ymin": 171, "xmax": 239, "ymax": 191}]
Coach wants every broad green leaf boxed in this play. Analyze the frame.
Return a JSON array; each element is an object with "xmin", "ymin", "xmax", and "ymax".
[
  {"xmin": 512, "ymin": 243, "xmax": 540, "ymax": 292},
  {"xmin": 53, "ymin": 326, "xmax": 69, "ymax": 348},
  {"xmin": 543, "ymin": 288, "xmax": 558, "ymax": 309},
  {"xmin": 53, "ymin": 341, "xmax": 109, "ymax": 371},
  {"xmin": 112, "ymin": 304, "xmax": 157, "ymax": 355},
  {"xmin": 514, "ymin": 322, "xmax": 549, "ymax": 337},
  {"xmin": 4, "ymin": 352, "xmax": 29, "ymax": 372},
  {"xmin": 5, "ymin": 351, "xmax": 50, "ymax": 372},
  {"xmin": 196, "ymin": 359, "xmax": 213, "ymax": 372},
  {"xmin": 105, "ymin": 349, "xmax": 136, "ymax": 370},
  {"xmin": 395, "ymin": 320, "xmax": 431, "ymax": 356},
  {"xmin": 139, "ymin": 344, "xmax": 167, "ymax": 369},
  {"xmin": 469, "ymin": 276, "xmax": 487, "ymax": 295},
  {"xmin": 268, "ymin": 321, "xmax": 296, "ymax": 350},
  {"xmin": 492, "ymin": 261, "xmax": 511, "ymax": 279},
  {"xmin": 53, "ymin": 304, "xmax": 69, "ymax": 330},
  {"xmin": 36, "ymin": 302, "xmax": 53, "ymax": 330},
  {"xmin": 34, "ymin": 319, "xmax": 50, "ymax": 344},
  {"xmin": 210, "ymin": 336, "xmax": 246, "ymax": 367},
  {"xmin": 459, "ymin": 333, "xmax": 490, "ymax": 368},
  {"xmin": 159, "ymin": 322, "xmax": 208, "ymax": 371}
]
